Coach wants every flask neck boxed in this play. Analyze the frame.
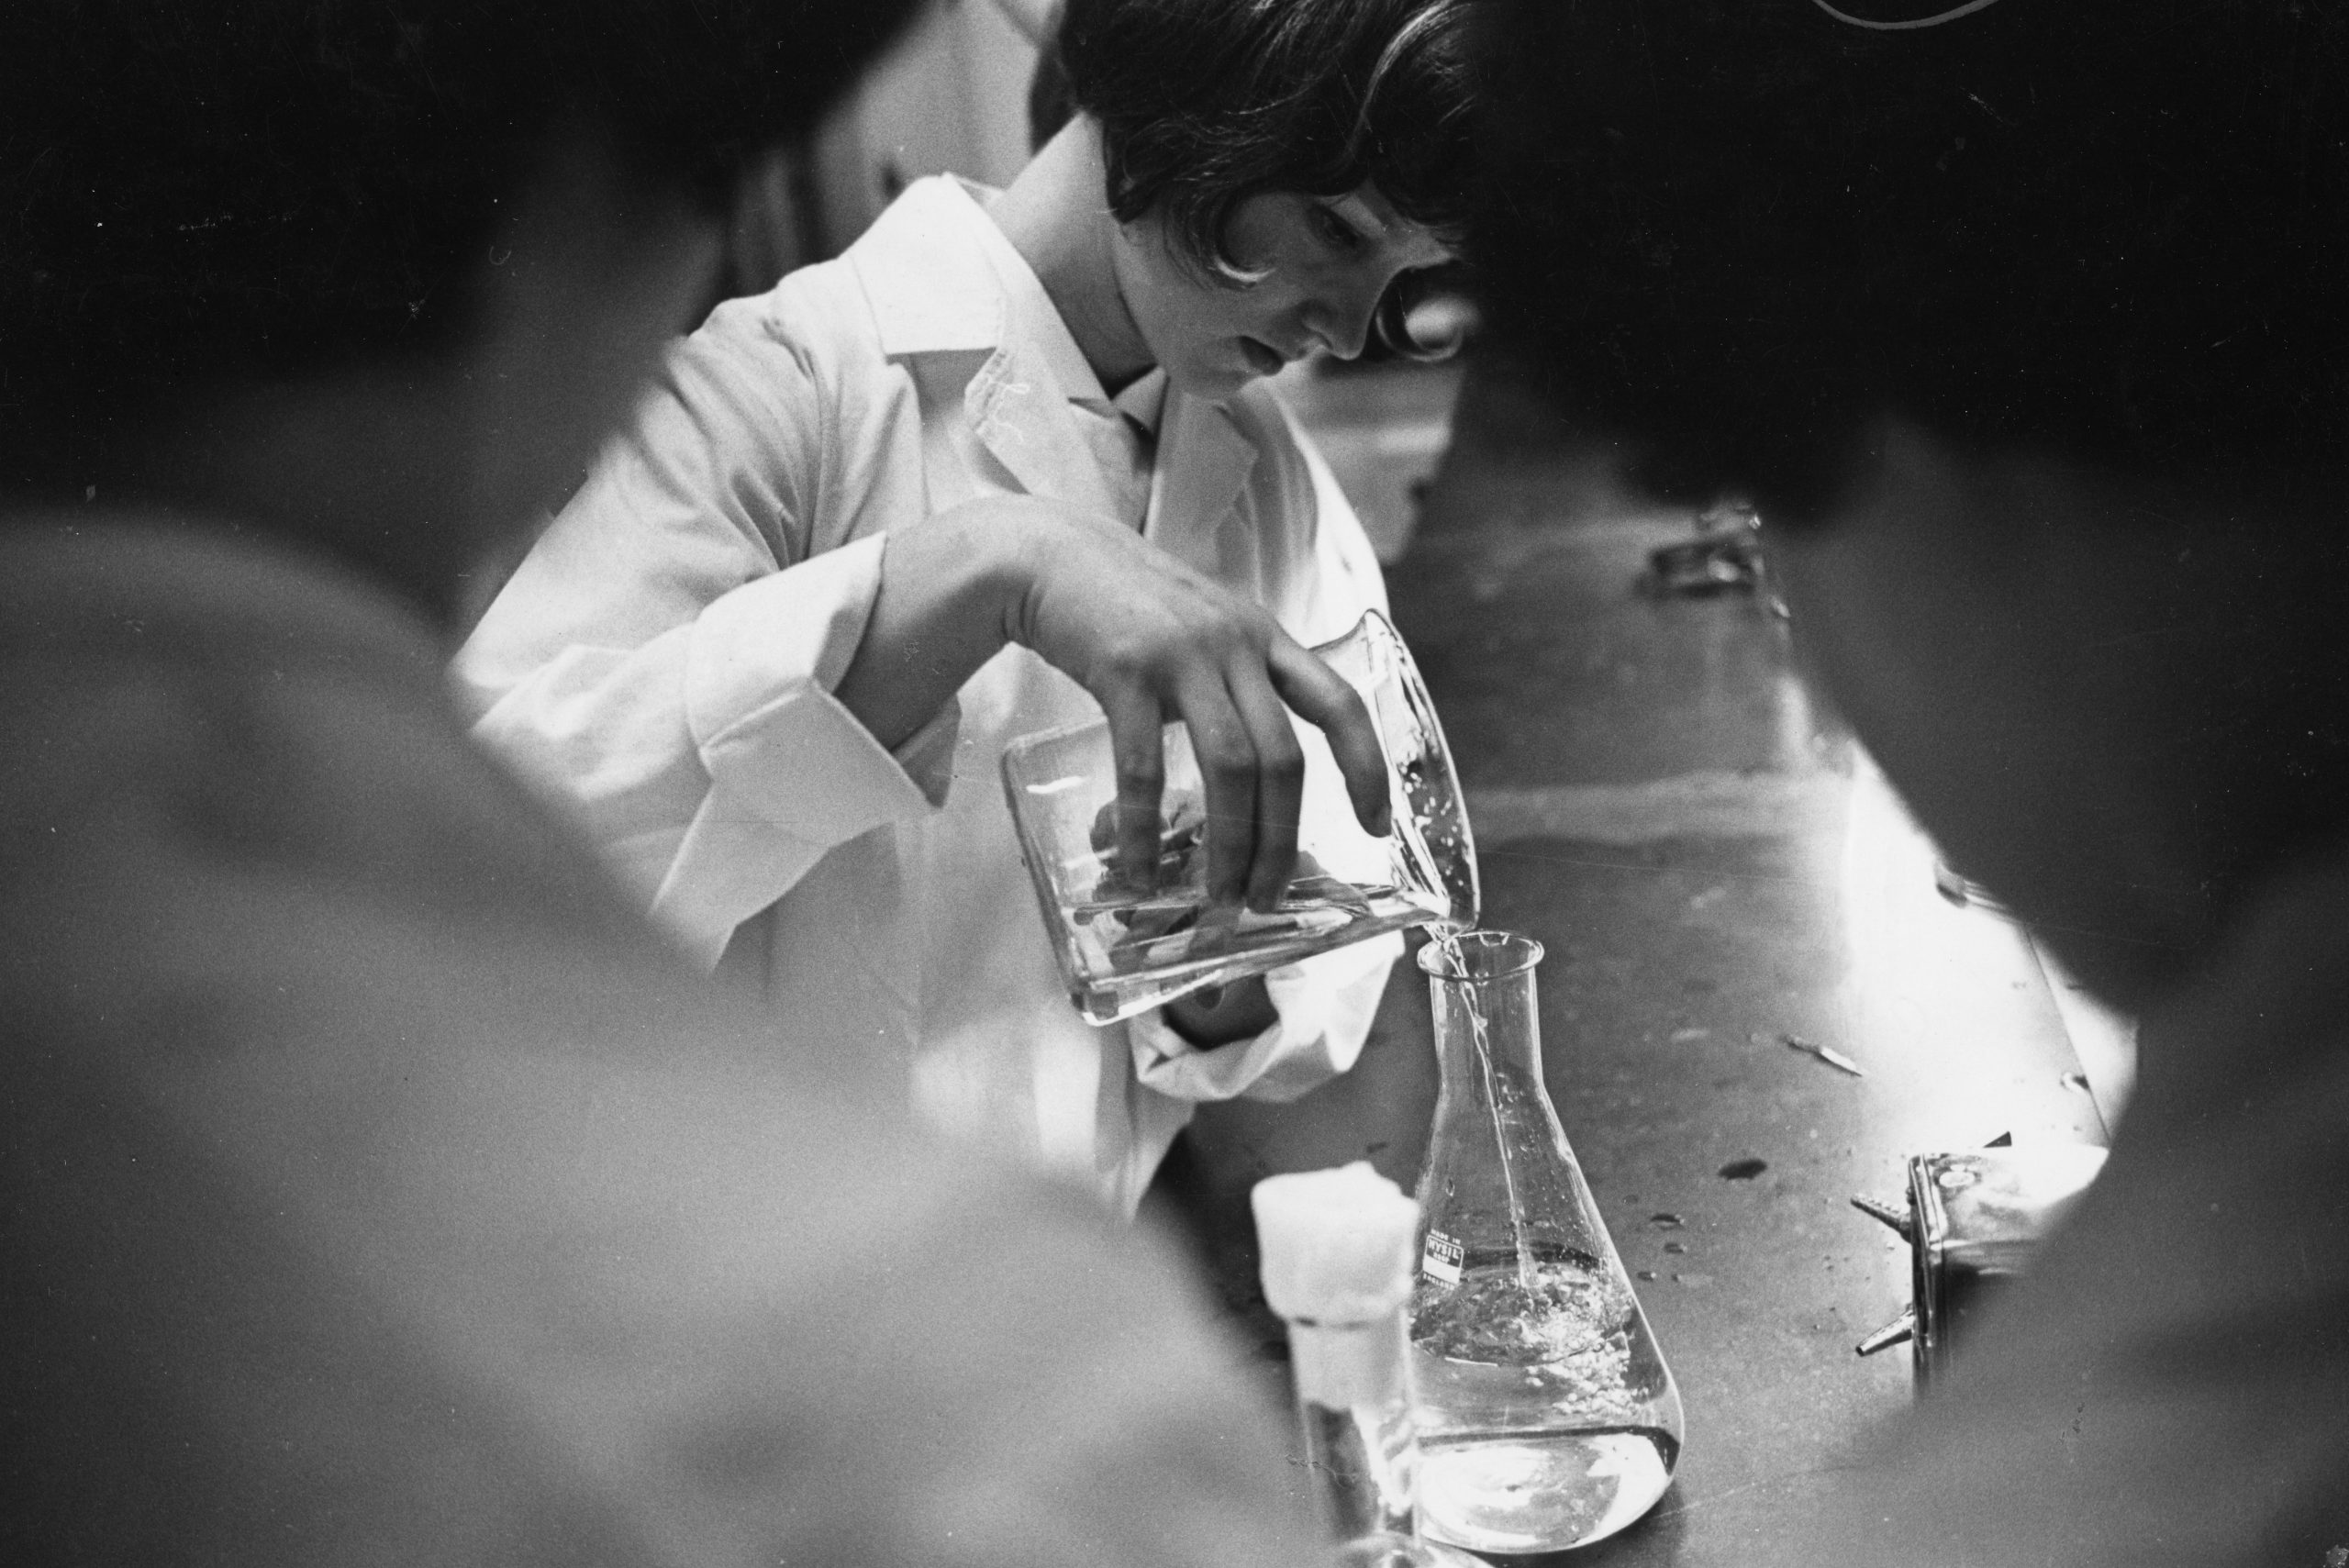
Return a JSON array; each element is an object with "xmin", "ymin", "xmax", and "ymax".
[
  {"xmin": 1425, "ymin": 961, "xmax": 1575, "ymax": 1194},
  {"xmin": 1418, "ymin": 930, "xmax": 1552, "ymax": 1102},
  {"xmin": 1429, "ymin": 967, "xmax": 1547, "ymax": 1092},
  {"xmin": 1416, "ymin": 932, "xmax": 1586, "ymax": 1264}
]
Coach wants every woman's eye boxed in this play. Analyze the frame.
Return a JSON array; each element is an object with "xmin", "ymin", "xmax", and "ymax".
[{"xmin": 1312, "ymin": 205, "xmax": 1364, "ymax": 251}]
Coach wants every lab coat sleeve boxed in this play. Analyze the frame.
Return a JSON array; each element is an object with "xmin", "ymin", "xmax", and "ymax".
[
  {"xmin": 457, "ymin": 306, "xmax": 954, "ymax": 971},
  {"xmin": 1127, "ymin": 930, "xmax": 1404, "ymax": 1103},
  {"xmin": 1127, "ymin": 396, "xmax": 1401, "ymax": 1104}
]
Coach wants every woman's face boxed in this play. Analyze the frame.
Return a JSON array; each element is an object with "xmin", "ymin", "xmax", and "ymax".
[{"xmin": 1110, "ymin": 184, "xmax": 1457, "ymax": 400}]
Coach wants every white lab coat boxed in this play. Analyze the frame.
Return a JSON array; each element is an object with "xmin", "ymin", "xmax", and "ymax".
[{"xmin": 458, "ymin": 176, "xmax": 1397, "ymax": 1212}]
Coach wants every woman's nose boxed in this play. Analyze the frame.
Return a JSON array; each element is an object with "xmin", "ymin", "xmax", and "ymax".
[{"xmin": 1307, "ymin": 278, "xmax": 1387, "ymax": 361}]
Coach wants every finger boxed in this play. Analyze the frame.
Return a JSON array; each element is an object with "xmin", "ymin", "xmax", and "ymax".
[
  {"xmin": 1100, "ymin": 686, "xmax": 1168, "ymax": 894},
  {"xmin": 1174, "ymin": 675, "xmax": 1258, "ymax": 906},
  {"xmin": 1227, "ymin": 665, "xmax": 1306, "ymax": 911},
  {"xmin": 1266, "ymin": 637, "xmax": 1393, "ymax": 837}
]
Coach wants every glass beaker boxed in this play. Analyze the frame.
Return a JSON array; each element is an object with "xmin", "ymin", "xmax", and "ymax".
[
  {"xmin": 1408, "ymin": 931, "xmax": 1685, "ymax": 1555},
  {"xmin": 1001, "ymin": 609, "xmax": 1479, "ymax": 1024}
]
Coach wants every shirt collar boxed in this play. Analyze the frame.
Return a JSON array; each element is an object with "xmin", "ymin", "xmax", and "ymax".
[
  {"xmin": 848, "ymin": 175, "xmax": 1167, "ymax": 437},
  {"xmin": 1108, "ymin": 369, "xmax": 1169, "ymax": 439}
]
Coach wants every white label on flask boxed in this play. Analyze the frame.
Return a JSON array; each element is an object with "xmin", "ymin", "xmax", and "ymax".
[{"xmin": 1420, "ymin": 1229, "xmax": 1464, "ymax": 1285}]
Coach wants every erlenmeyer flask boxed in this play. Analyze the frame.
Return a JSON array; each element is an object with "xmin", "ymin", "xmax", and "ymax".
[{"xmin": 1408, "ymin": 931, "xmax": 1685, "ymax": 1554}]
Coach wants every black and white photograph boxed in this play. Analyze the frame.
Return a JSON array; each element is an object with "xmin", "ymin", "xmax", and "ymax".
[{"xmin": 5, "ymin": 2, "xmax": 2344, "ymax": 1562}]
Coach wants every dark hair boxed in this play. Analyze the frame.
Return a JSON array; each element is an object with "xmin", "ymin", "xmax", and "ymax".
[
  {"xmin": 1057, "ymin": 0, "xmax": 1483, "ymax": 281},
  {"xmin": 0, "ymin": 0, "xmax": 913, "ymax": 484},
  {"xmin": 1473, "ymin": 0, "xmax": 2349, "ymax": 521},
  {"xmin": 1029, "ymin": 7, "xmax": 1075, "ymax": 151}
]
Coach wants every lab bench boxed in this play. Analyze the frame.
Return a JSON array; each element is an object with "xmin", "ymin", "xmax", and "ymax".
[{"xmin": 1158, "ymin": 359, "xmax": 2121, "ymax": 1566}]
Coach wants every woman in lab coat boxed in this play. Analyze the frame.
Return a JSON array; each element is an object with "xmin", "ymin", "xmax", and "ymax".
[{"xmin": 458, "ymin": 0, "xmax": 1479, "ymax": 1212}]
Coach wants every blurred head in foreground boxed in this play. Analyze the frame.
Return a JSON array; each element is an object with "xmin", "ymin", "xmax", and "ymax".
[
  {"xmin": 1477, "ymin": 7, "xmax": 2349, "ymax": 1562},
  {"xmin": 0, "ymin": 0, "xmax": 913, "ymax": 618},
  {"xmin": 1, "ymin": 8, "xmax": 1336, "ymax": 1568},
  {"xmin": 1475, "ymin": 0, "xmax": 2348, "ymax": 1009}
]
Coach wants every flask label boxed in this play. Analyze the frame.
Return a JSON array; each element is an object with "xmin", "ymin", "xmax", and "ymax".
[{"xmin": 1420, "ymin": 1229, "xmax": 1464, "ymax": 1285}]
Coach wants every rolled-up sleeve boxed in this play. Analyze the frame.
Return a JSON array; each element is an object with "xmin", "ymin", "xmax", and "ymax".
[
  {"xmin": 1127, "ymin": 931, "xmax": 1401, "ymax": 1103},
  {"xmin": 458, "ymin": 301, "xmax": 952, "ymax": 970}
]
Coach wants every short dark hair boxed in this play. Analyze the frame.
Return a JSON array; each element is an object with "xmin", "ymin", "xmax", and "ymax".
[
  {"xmin": 1058, "ymin": 0, "xmax": 1484, "ymax": 279},
  {"xmin": 1028, "ymin": 6, "xmax": 1075, "ymax": 151},
  {"xmin": 1473, "ymin": 0, "xmax": 2349, "ymax": 520},
  {"xmin": 0, "ymin": 0, "xmax": 912, "ymax": 487}
]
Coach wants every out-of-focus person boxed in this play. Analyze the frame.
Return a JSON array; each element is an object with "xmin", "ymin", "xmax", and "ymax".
[
  {"xmin": 1474, "ymin": 0, "xmax": 2349, "ymax": 1561},
  {"xmin": 455, "ymin": 0, "xmax": 1482, "ymax": 1214},
  {"xmin": 0, "ymin": 5, "xmax": 1325, "ymax": 1563}
]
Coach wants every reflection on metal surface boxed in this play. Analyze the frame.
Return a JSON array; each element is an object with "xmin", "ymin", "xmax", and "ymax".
[
  {"xmin": 1831, "ymin": 752, "xmax": 2108, "ymax": 1155},
  {"xmin": 2028, "ymin": 938, "xmax": 2137, "ymax": 1135},
  {"xmin": 1639, "ymin": 503, "xmax": 1765, "ymax": 598},
  {"xmin": 1641, "ymin": 534, "xmax": 1764, "ymax": 598},
  {"xmin": 1932, "ymin": 860, "xmax": 2015, "ymax": 917}
]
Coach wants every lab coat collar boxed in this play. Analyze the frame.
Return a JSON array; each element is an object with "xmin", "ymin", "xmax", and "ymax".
[
  {"xmin": 848, "ymin": 174, "xmax": 1250, "ymax": 520},
  {"xmin": 852, "ymin": 174, "xmax": 1101, "ymax": 392},
  {"xmin": 850, "ymin": 177, "xmax": 1087, "ymax": 505},
  {"xmin": 1145, "ymin": 389, "xmax": 1257, "ymax": 571},
  {"xmin": 866, "ymin": 178, "xmax": 1168, "ymax": 437},
  {"xmin": 850, "ymin": 176, "xmax": 1008, "ymax": 360},
  {"xmin": 1108, "ymin": 370, "xmax": 1168, "ymax": 439},
  {"xmin": 963, "ymin": 216, "xmax": 1168, "ymax": 443}
]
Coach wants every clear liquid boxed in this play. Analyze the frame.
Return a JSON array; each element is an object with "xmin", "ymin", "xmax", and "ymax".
[
  {"xmin": 1417, "ymin": 1427, "xmax": 1678, "ymax": 1554},
  {"xmin": 1411, "ymin": 1259, "xmax": 1681, "ymax": 1553},
  {"xmin": 1297, "ymin": 1395, "xmax": 1492, "ymax": 1568}
]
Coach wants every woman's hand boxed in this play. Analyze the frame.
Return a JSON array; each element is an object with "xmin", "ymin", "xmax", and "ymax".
[
  {"xmin": 832, "ymin": 495, "xmax": 1391, "ymax": 911},
  {"xmin": 1003, "ymin": 503, "xmax": 1391, "ymax": 911}
]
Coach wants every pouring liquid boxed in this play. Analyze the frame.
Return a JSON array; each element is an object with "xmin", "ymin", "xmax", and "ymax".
[{"xmin": 1459, "ymin": 976, "xmax": 1540, "ymax": 1297}]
